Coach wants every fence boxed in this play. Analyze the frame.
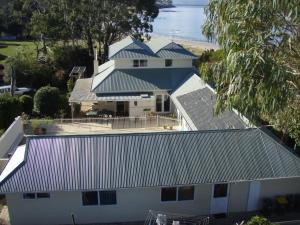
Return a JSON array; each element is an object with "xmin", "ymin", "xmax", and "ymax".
[
  {"xmin": 53, "ymin": 116, "xmax": 179, "ymax": 130},
  {"xmin": 24, "ymin": 116, "xmax": 180, "ymax": 134}
]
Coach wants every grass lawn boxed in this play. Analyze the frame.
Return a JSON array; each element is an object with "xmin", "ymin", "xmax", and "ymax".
[{"xmin": 0, "ymin": 41, "xmax": 36, "ymax": 65}]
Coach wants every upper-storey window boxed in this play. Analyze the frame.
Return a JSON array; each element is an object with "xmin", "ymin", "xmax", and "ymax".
[
  {"xmin": 133, "ymin": 60, "xmax": 148, "ymax": 67},
  {"xmin": 165, "ymin": 59, "xmax": 173, "ymax": 67},
  {"xmin": 133, "ymin": 60, "xmax": 139, "ymax": 67},
  {"xmin": 140, "ymin": 60, "xmax": 148, "ymax": 67}
]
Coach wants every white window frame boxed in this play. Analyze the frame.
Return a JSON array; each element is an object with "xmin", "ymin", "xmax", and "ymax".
[
  {"xmin": 133, "ymin": 60, "xmax": 148, "ymax": 68},
  {"xmin": 156, "ymin": 94, "xmax": 171, "ymax": 113},
  {"xmin": 161, "ymin": 186, "xmax": 194, "ymax": 202}
]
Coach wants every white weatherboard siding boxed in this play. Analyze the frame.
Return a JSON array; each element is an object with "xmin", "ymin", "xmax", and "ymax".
[
  {"xmin": 114, "ymin": 59, "xmax": 193, "ymax": 69},
  {"xmin": 6, "ymin": 178, "xmax": 300, "ymax": 225},
  {"xmin": 7, "ymin": 185, "xmax": 212, "ymax": 225}
]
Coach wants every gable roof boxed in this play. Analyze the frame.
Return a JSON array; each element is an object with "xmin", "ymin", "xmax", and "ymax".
[
  {"xmin": 1, "ymin": 129, "xmax": 300, "ymax": 193},
  {"xmin": 109, "ymin": 36, "xmax": 157, "ymax": 59},
  {"xmin": 176, "ymin": 87, "xmax": 247, "ymax": 130},
  {"xmin": 92, "ymin": 68, "xmax": 197, "ymax": 94},
  {"xmin": 147, "ymin": 38, "xmax": 198, "ymax": 59}
]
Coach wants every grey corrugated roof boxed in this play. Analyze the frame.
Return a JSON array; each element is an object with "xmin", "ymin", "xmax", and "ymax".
[
  {"xmin": 69, "ymin": 79, "xmax": 154, "ymax": 102},
  {"xmin": 176, "ymin": 88, "xmax": 247, "ymax": 130},
  {"xmin": 148, "ymin": 39, "xmax": 198, "ymax": 59},
  {"xmin": 1, "ymin": 129, "xmax": 300, "ymax": 193},
  {"xmin": 93, "ymin": 68, "xmax": 197, "ymax": 93},
  {"xmin": 109, "ymin": 36, "xmax": 157, "ymax": 59}
]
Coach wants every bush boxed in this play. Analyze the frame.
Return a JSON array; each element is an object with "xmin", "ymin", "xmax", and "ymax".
[
  {"xmin": 34, "ymin": 86, "xmax": 60, "ymax": 117},
  {"xmin": 19, "ymin": 95, "xmax": 33, "ymax": 115},
  {"xmin": 0, "ymin": 94, "xmax": 22, "ymax": 129},
  {"xmin": 246, "ymin": 216, "xmax": 273, "ymax": 225},
  {"xmin": 6, "ymin": 51, "xmax": 55, "ymax": 90}
]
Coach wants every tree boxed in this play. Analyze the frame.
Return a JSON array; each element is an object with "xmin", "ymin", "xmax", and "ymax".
[
  {"xmin": 19, "ymin": 95, "xmax": 33, "ymax": 115},
  {"xmin": 246, "ymin": 216, "xmax": 273, "ymax": 225},
  {"xmin": 0, "ymin": 94, "xmax": 22, "ymax": 129},
  {"xmin": 34, "ymin": 86, "xmax": 60, "ymax": 117},
  {"xmin": 203, "ymin": 0, "xmax": 300, "ymax": 147}
]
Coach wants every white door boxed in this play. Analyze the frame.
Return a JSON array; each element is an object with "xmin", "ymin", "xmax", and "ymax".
[
  {"xmin": 210, "ymin": 184, "xmax": 229, "ymax": 214},
  {"xmin": 247, "ymin": 181, "xmax": 261, "ymax": 211}
]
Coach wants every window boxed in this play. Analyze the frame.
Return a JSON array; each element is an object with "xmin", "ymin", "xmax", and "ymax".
[
  {"xmin": 100, "ymin": 191, "xmax": 117, "ymax": 205},
  {"xmin": 134, "ymin": 101, "xmax": 138, "ymax": 106},
  {"xmin": 133, "ymin": 60, "xmax": 148, "ymax": 67},
  {"xmin": 165, "ymin": 59, "xmax": 173, "ymax": 67},
  {"xmin": 23, "ymin": 193, "xmax": 35, "ymax": 199},
  {"xmin": 133, "ymin": 60, "xmax": 139, "ymax": 67},
  {"xmin": 164, "ymin": 95, "xmax": 170, "ymax": 112},
  {"xmin": 213, "ymin": 184, "xmax": 228, "ymax": 198},
  {"xmin": 178, "ymin": 186, "xmax": 194, "ymax": 201},
  {"xmin": 37, "ymin": 193, "xmax": 50, "ymax": 198},
  {"xmin": 140, "ymin": 60, "xmax": 148, "ymax": 67},
  {"xmin": 82, "ymin": 191, "xmax": 98, "ymax": 205},
  {"xmin": 156, "ymin": 95, "xmax": 162, "ymax": 112},
  {"xmin": 161, "ymin": 187, "xmax": 177, "ymax": 201}
]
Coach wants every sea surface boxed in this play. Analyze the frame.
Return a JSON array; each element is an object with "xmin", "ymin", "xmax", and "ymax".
[{"xmin": 152, "ymin": 0, "xmax": 209, "ymax": 42}]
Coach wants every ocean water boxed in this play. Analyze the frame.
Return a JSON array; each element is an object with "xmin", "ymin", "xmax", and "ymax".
[{"xmin": 152, "ymin": 0, "xmax": 208, "ymax": 42}]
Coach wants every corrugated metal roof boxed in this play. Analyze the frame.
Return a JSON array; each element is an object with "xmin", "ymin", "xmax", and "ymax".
[
  {"xmin": 176, "ymin": 88, "xmax": 247, "ymax": 130},
  {"xmin": 148, "ymin": 39, "xmax": 198, "ymax": 59},
  {"xmin": 69, "ymin": 79, "xmax": 154, "ymax": 102},
  {"xmin": 93, "ymin": 68, "xmax": 197, "ymax": 93},
  {"xmin": 109, "ymin": 37, "xmax": 157, "ymax": 59},
  {"xmin": 1, "ymin": 129, "xmax": 300, "ymax": 193}
]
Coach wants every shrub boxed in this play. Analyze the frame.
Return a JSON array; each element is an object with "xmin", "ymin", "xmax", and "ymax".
[
  {"xmin": 34, "ymin": 86, "xmax": 60, "ymax": 117},
  {"xmin": 246, "ymin": 216, "xmax": 273, "ymax": 225},
  {"xmin": 19, "ymin": 95, "xmax": 33, "ymax": 115},
  {"xmin": 0, "ymin": 94, "xmax": 22, "ymax": 129}
]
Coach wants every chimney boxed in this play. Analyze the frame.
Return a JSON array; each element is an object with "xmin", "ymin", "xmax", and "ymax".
[{"xmin": 93, "ymin": 46, "xmax": 99, "ymax": 76}]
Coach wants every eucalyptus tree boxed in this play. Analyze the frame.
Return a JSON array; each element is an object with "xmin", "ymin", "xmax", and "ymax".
[{"xmin": 203, "ymin": 0, "xmax": 300, "ymax": 146}]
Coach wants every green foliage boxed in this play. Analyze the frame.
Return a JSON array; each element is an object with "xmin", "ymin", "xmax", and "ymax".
[
  {"xmin": 67, "ymin": 79, "xmax": 74, "ymax": 94},
  {"xmin": 246, "ymin": 216, "xmax": 273, "ymax": 225},
  {"xmin": 0, "ymin": 94, "xmax": 22, "ymax": 129},
  {"xmin": 19, "ymin": 95, "xmax": 33, "ymax": 115},
  {"xmin": 53, "ymin": 46, "xmax": 92, "ymax": 75},
  {"xmin": 34, "ymin": 86, "xmax": 60, "ymax": 117},
  {"xmin": 204, "ymin": 0, "xmax": 300, "ymax": 147},
  {"xmin": 6, "ymin": 51, "xmax": 55, "ymax": 90}
]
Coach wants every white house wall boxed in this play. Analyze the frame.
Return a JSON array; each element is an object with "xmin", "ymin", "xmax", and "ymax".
[
  {"xmin": 114, "ymin": 59, "xmax": 193, "ymax": 69},
  {"xmin": 129, "ymin": 99, "xmax": 156, "ymax": 117},
  {"xmin": 6, "ymin": 178, "xmax": 300, "ymax": 225},
  {"xmin": 6, "ymin": 185, "xmax": 212, "ymax": 225}
]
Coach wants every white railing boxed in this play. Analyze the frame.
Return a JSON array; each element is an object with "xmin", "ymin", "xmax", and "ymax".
[
  {"xmin": 0, "ymin": 117, "xmax": 24, "ymax": 158},
  {"xmin": 24, "ymin": 116, "xmax": 179, "ymax": 133}
]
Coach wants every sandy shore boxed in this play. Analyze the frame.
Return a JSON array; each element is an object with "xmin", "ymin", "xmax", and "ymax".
[{"xmin": 150, "ymin": 34, "xmax": 220, "ymax": 51}]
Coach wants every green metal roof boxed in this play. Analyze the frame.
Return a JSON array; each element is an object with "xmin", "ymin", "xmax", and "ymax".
[
  {"xmin": 109, "ymin": 36, "xmax": 157, "ymax": 59},
  {"xmin": 108, "ymin": 36, "xmax": 198, "ymax": 59},
  {"xmin": 1, "ymin": 129, "xmax": 300, "ymax": 193},
  {"xmin": 92, "ymin": 68, "xmax": 197, "ymax": 93}
]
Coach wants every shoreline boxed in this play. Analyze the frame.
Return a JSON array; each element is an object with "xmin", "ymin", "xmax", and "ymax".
[{"xmin": 150, "ymin": 33, "xmax": 220, "ymax": 50}]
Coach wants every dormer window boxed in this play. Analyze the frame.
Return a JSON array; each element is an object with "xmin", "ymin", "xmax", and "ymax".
[
  {"xmin": 165, "ymin": 59, "xmax": 173, "ymax": 67},
  {"xmin": 133, "ymin": 60, "xmax": 148, "ymax": 67}
]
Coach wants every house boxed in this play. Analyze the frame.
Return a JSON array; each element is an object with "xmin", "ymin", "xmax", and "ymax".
[
  {"xmin": 1, "ymin": 37, "xmax": 300, "ymax": 225},
  {"xmin": 69, "ymin": 37, "xmax": 199, "ymax": 117},
  {"xmin": 0, "ymin": 129, "xmax": 300, "ymax": 225}
]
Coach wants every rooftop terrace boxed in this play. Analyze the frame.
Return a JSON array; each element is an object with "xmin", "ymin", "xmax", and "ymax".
[{"xmin": 23, "ymin": 116, "xmax": 180, "ymax": 136}]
